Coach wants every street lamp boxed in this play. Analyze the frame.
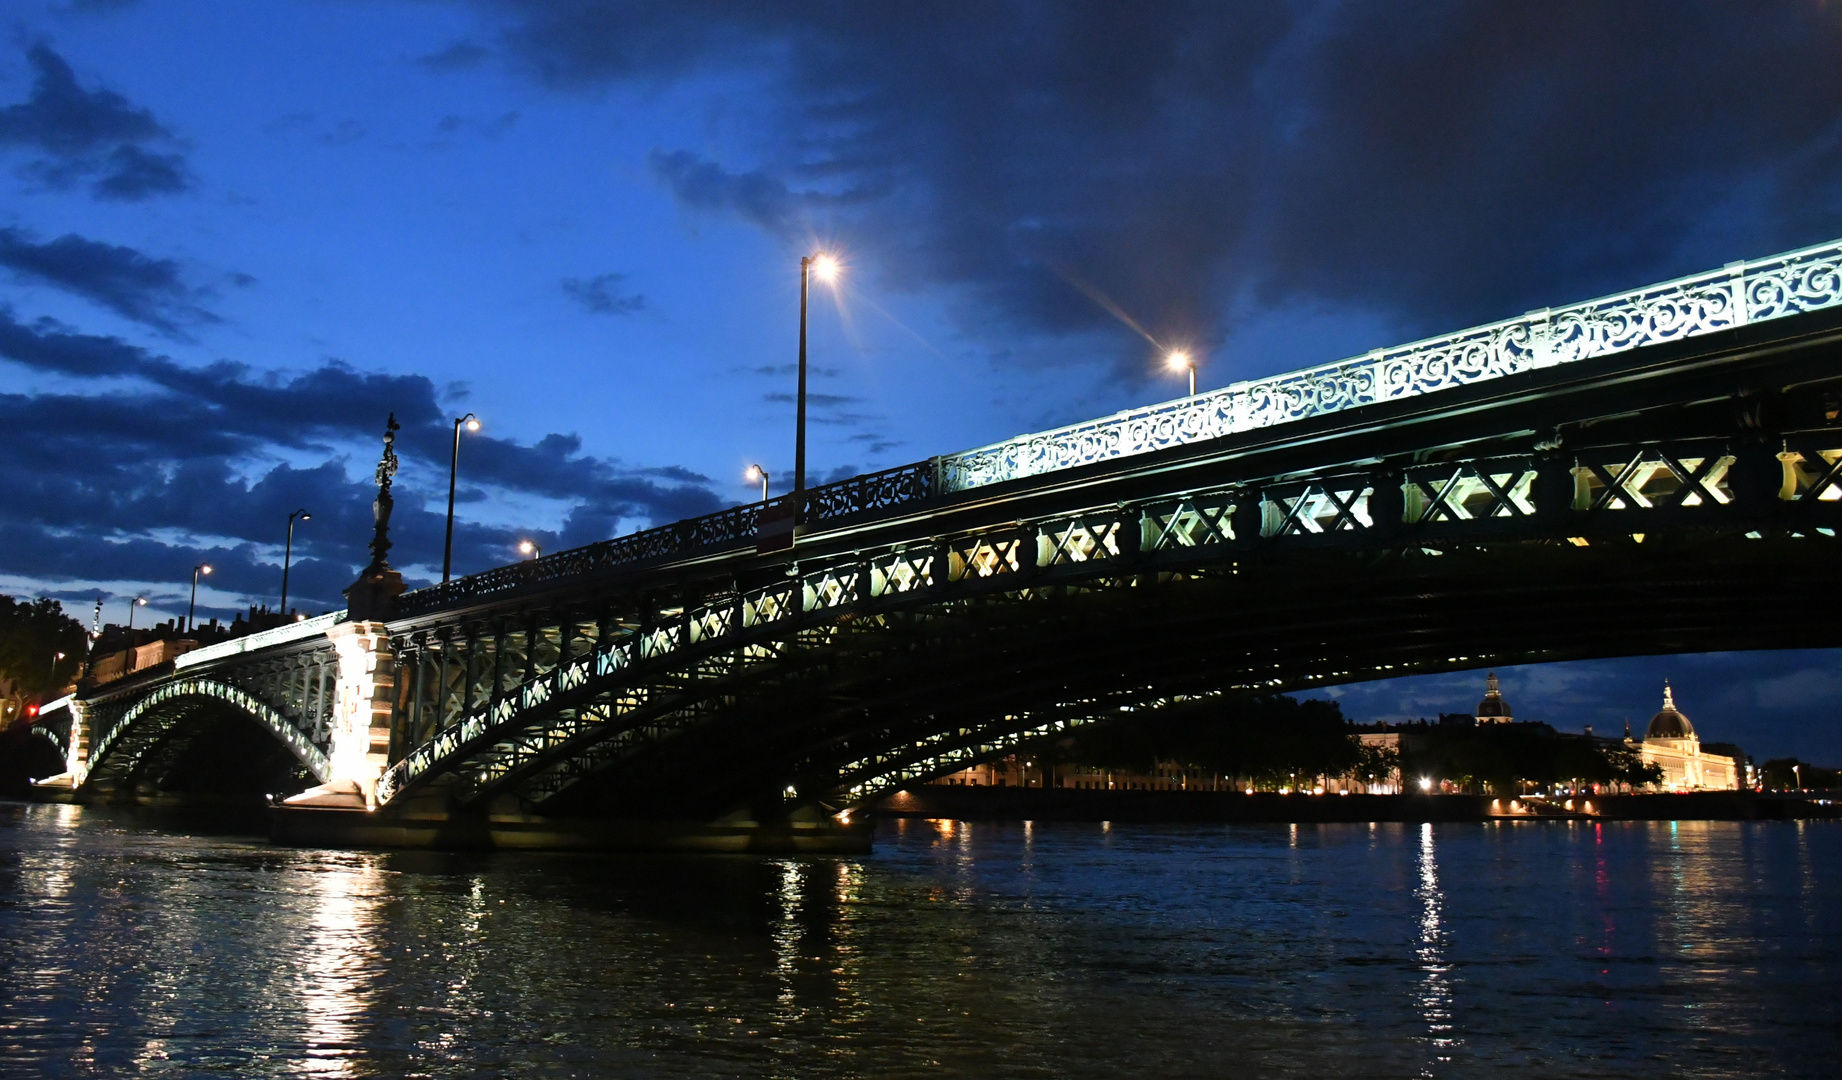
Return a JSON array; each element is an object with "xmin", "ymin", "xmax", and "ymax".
[
  {"xmin": 280, "ymin": 508, "xmax": 310, "ymax": 618},
  {"xmin": 1166, "ymin": 350, "xmax": 1195, "ymax": 396},
  {"xmin": 746, "ymin": 464, "xmax": 770, "ymax": 504},
  {"xmin": 1793, "ymin": 763, "xmax": 1802, "ymax": 790},
  {"xmin": 518, "ymin": 539, "xmax": 541, "ymax": 560},
  {"xmin": 127, "ymin": 596, "xmax": 147, "ymax": 630},
  {"xmin": 795, "ymin": 252, "xmax": 840, "ymax": 504},
  {"xmin": 187, "ymin": 564, "xmax": 212, "ymax": 634},
  {"xmin": 443, "ymin": 413, "xmax": 481, "ymax": 584}
]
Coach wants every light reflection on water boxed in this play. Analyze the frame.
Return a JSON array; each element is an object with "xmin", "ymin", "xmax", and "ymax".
[{"xmin": 0, "ymin": 804, "xmax": 1836, "ymax": 1078}]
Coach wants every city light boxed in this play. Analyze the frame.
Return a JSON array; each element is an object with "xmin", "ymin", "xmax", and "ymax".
[
  {"xmin": 746, "ymin": 464, "xmax": 769, "ymax": 503},
  {"xmin": 518, "ymin": 540, "xmax": 541, "ymax": 560},
  {"xmin": 812, "ymin": 253, "xmax": 839, "ymax": 282},
  {"xmin": 1166, "ymin": 350, "xmax": 1195, "ymax": 396},
  {"xmin": 1419, "ymin": 777, "xmax": 1433, "ymax": 791},
  {"xmin": 465, "ymin": 417, "xmax": 481, "ymax": 432}
]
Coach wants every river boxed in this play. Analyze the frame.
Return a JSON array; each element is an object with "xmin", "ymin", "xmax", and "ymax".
[{"xmin": 1, "ymin": 803, "xmax": 1836, "ymax": 1077}]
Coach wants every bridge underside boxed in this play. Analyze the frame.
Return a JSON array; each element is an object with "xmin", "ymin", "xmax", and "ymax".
[
  {"xmin": 391, "ymin": 521, "xmax": 1835, "ymax": 827},
  {"xmin": 84, "ymin": 699, "xmax": 317, "ymax": 805}
]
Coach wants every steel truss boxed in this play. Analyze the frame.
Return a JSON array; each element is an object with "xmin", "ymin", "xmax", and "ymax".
[{"xmin": 373, "ymin": 436, "xmax": 1842, "ymax": 815}]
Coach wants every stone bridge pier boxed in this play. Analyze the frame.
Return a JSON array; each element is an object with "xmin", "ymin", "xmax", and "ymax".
[{"xmin": 285, "ymin": 621, "xmax": 398, "ymax": 809}]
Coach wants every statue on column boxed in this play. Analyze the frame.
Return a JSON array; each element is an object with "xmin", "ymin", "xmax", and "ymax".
[{"xmin": 344, "ymin": 413, "xmax": 407, "ymax": 621}]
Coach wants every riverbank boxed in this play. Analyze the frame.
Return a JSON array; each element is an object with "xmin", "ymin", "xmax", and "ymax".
[{"xmin": 872, "ymin": 786, "xmax": 1840, "ymax": 823}]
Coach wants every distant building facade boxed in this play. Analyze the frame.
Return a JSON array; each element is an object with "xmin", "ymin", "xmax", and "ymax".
[
  {"xmin": 1475, "ymin": 671, "xmax": 1512, "ymax": 724},
  {"xmin": 1633, "ymin": 683, "xmax": 1739, "ymax": 791}
]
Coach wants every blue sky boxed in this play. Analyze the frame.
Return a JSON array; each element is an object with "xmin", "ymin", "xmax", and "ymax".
[{"xmin": 2, "ymin": 2, "xmax": 1840, "ymax": 762}]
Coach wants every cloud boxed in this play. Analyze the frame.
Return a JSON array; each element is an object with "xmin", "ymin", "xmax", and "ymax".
[
  {"xmin": 418, "ymin": 40, "xmax": 490, "ymax": 71},
  {"xmin": 0, "ymin": 44, "xmax": 192, "ymax": 200},
  {"xmin": 91, "ymin": 144, "xmax": 189, "ymax": 200},
  {"xmin": 484, "ymin": 3, "xmax": 1842, "ymax": 383},
  {"xmin": 560, "ymin": 272, "xmax": 645, "ymax": 315},
  {"xmin": 0, "ymin": 313, "xmax": 724, "ymax": 616},
  {"xmin": 0, "ymin": 228, "xmax": 214, "ymax": 333},
  {"xmin": 762, "ymin": 390, "xmax": 857, "ymax": 408}
]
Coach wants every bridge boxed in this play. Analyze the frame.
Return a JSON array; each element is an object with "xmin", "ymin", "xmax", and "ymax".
[{"xmin": 29, "ymin": 238, "xmax": 1842, "ymax": 850}]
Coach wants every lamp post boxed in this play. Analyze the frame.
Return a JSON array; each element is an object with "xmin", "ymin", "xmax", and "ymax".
[
  {"xmin": 518, "ymin": 539, "xmax": 541, "ymax": 560},
  {"xmin": 746, "ymin": 464, "xmax": 770, "ymax": 504},
  {"xmin": 1166, "ymin": 350, "xmax": 1195, "ymax": 396},
  {"xmin": 280, "ymin": 508, "xmax": 310, "ymax": 618},
  {"xmin": 443, "ymin": 413, "xmax": 481, "ymax": 583},
  {"xmin": 1793, "ymin": 763, "xmax": 1802, "ymax": 790},
  {"xmin": 795, "ymin": 253, "xmax": 839, "ymax": 503},
  {"xmin": 187, "ymin": 563, "xmax": 212, "ymax": 634},
  {"xmin": 127, "ymin": 596, "xmax": 147, "ymax": 630}
]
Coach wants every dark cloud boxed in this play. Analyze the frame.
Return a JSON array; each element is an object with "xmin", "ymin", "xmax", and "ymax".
[
  {"xmin": 0, "ymin": 228, "xmax": 212, "ymax": 333},
  {"xmin": 0, "ymin": 314, "xmax": 723, "ymax": 617},
  {"xmin": 0, "ymin": 43, "xmax": 163, "ymax": 155},
  {"xmin": 418, "ymin": 40, "xmax": 490, "ymax": 71},
  {"xmin": 560, "ymin": 271, "xmax": 644, "ymax": 315},
  {"xmin": 434, "ymin": 111, "xmax": 519, "ymax": 138},
  {"xmin": 91, "ymin": 143, "xmax": 190, "ymax": 200},
  {"xmin": 762, "ymin": 391, "xmax": 857, "ymax": 408},
  {"xmin": 484, "ymin": 2, "xmax": 1842, "ymax": 382},
  {"xmin": 0, "ymin": 44, "xmax": 192, "ymax": 200}
]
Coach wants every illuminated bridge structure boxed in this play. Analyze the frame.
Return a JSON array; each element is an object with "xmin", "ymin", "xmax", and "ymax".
[{"xmin": 32, "ymin": 238, "xmax": 1842, "ymax": 849}]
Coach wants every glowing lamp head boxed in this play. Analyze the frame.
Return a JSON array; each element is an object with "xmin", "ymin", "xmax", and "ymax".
[
  {"xmin": 811, "ymin": 254, "xmax": 839, "ymax": 282},
  {"xmin": 745, "ymin": 465, "xmax": 761, "ymax": 482},
  {"xmin": 299, "ymin": 511, "xmax": 311, "ymax": 521},
  {"xmin": 1166, "ymin": 350, "xmax": 1191, "ymax": 371},
  {"xmin": 465, "ymin": 417, "xmax": 481, "ymax": 432},
  {"xmin": 200, "ymin": 564, "xmax": 212, "ymax": 576},
  {"xmin": 518, "ymin": 540, "xmax": 536, "ymax": 556},
  {"xmin": 1419, "ymin": 777, "xmax": 1433, "ymax": 791},
  {"xmin": 135, "ymin": 597, "xmax": 147, "ymax": 607}
]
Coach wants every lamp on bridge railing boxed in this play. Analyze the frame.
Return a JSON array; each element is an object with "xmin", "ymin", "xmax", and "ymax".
[
  {"xmin": 745, "ymin": 464, "xmax": 769, "ymax": 504},
  {"xmin": 1166, "ymin": 350, "xmax": 1195, "ymax": 397},
  {"xmin": 518, "ymin": 539, "xmax": 541, "ymax": 560},
  {"xmin": 187, "ymin": 564, "xmax": 212, "ymax": 634},
  {"xmin": 127, "ymin": 595, "xmax": 147, "ymax": 630},
  {"xmin": 795, "ymin": 252, "xmax": 841, "ymax": 506},
  {"xmin": 443, "ymin": 413, "xmax": 482, "ymax": 583},
  {"xmin": 280, "ymin": 508, "xmax": 310, "ymax": 618}
]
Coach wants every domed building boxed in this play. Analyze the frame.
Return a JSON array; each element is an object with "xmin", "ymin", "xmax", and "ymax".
[
  {"xmin": 1475, "ymin": 671, "xmax": 1513, "ymax": 724},
  {"xmin": 1632, "ymin": 683, "xmax": 1739, "ymax": 790}
]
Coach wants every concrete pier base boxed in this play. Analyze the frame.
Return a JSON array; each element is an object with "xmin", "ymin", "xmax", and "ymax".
[{"xmin": 270, "ymin": 805, "xmax": 874, "ymax": 853}]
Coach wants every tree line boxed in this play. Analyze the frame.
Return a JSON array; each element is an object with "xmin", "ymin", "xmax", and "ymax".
[{"xmin": 1051, "ymin": 695, "xmax": 1662, "ymax": 794}]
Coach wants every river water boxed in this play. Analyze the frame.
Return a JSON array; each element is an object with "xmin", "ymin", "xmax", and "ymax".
[{"xmin": 0, "ymin": 804, "xmax": 1836, "ymax": 1078}]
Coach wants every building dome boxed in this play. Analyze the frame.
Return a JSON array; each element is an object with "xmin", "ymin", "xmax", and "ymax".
[
  {"xmin": 1645, "ymin": 682, "xmax": 1695, "ymax": 740},
  {"xmin": 1476, "ymin": 671, "xmax": 1512, "ymax": 722}
]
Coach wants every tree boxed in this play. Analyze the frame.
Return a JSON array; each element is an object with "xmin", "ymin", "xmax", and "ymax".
[
  {"xmin": 1063, "ymin": 695, "xmax": 1362, "ymax": 787},
  {"xmin": 1402, "ymin": 723, "xmax": 1661, "ymax": 794},
  {"xmin": 0, "ymin": 595, "xmax": 89, "ymax": 732}
]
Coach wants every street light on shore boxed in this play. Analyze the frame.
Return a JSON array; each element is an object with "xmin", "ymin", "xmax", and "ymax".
[
  {"xmin": 518, "ymin": 539, "xmax": 541, "ymax": 560},
  {"xmin": 1166, "ymin": 350, "xmax": 1195, "ymax": 396},
  {"xmin": 795, "ymin": 252, "xmax": 840, "ymax": 505},
  {"xmin": 746, "ymin": 464, "xmax": 769, "ymax": 503},
  {"xmin": 280, "ymin": 508, "xmax": 310, "ymax": 618},
  {"xmin": 127, "ymin": 596, "xmax": 147, "ymax": 630},
  {"xmin": 187, "ymin": 564, "xmax": 212, "ymax": 633}
]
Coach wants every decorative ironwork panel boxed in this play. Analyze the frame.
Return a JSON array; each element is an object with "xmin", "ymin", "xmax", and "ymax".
[{"xmin": 937, "ymin": 238, "xmax": 1842, "ymax": 492}]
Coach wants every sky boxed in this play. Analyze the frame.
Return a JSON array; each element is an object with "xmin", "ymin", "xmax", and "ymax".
[{"xmin": 2, "ymin": 1, "xmax": 1841, "ymax": 762}]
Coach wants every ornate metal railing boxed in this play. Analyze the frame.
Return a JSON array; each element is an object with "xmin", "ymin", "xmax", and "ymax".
[
  {"xmin": 394, "ymin": 238, "xmax": 1842, "ymax": 620},
  {"xmin": 936, "ymin": 237, "xmax": 1842, "ymax": 490},
  {"xmin": 394, "ymin": 459, "xmax": 943, "ymax": 617}
]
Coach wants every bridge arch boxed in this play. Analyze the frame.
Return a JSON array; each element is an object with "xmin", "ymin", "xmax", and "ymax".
[{"xmin": 83, "ymin": 676, "xmax": 331, "ymax": 792}]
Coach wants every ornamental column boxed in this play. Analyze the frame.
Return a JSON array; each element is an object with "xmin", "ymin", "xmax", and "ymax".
[{"xmin": 327, "ymin": 412, "xmax": 407, "ymax": 807}]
